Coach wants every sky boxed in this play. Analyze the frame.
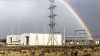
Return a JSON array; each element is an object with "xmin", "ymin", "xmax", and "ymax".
[
  {"xmin": 0, "ymin": 0, "xmax": 99, "ymax": 39},
  {"xmin": 67, "ymin": 0, "xmax": 100, "ymax": 37}
]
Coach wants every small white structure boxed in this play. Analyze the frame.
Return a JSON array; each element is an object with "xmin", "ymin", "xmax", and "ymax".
[
  {"xmin": 6, "ymin": 33, "xmax": 62, "ymax": 46},
  {"xmin": 95, "ymin": 37, "xmax": 100, "ymax": 45}
]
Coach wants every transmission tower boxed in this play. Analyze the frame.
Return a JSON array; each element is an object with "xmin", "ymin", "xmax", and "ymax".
[{"xmin": 47, "ymin": 0, "xmax": 57, "ymax": 45}]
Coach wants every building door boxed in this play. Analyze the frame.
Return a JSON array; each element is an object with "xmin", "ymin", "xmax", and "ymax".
[
  {"xmin": 26, "ymin": 36, "xmax": 29, "ymax": 45},
  {"xmin": 10, "ymin": 37, "xmax": 12, "ymax": 43}
]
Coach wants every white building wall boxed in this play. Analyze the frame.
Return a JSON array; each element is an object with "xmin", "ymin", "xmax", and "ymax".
[
  {"xmin": 6, "ymin": 35, "xmax": 21, "ymax": 45},
  {"xmin": 28, "ymin": 33, "xmax": 62, "ymax": 46},
  {"xmin": 6, "ymin": 33, "xmax": 62, "ymax": 46}
]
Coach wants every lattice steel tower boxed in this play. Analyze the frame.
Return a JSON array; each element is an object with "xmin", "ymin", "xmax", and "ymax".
[{"xmin": 47, "ymin": 0, "xmax": 57, "ymax": 45}]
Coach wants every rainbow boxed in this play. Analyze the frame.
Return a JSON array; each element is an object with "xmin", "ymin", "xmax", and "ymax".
[{"xmin": 57, "ymin": 0, "xmax": 93, "ymax": 40}]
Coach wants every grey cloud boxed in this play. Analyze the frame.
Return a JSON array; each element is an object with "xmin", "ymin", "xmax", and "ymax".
[{"xmin": 0, "ymin": 0, "xmax": 98, "ymax": 39}]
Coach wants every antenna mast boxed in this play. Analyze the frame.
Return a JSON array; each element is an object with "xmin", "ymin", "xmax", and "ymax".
[{"xmin": 48, "ymin": 0, "xmax": 57, "ymax": 45}]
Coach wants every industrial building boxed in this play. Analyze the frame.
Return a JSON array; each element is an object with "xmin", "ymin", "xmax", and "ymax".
[
  {"xmin": 6, "ymin": 33, "xmax": 95, "ymax": 46},
  {"xmin": 65, "ymin": 36, "xmax": 93, "ymax": 46},
  {"xmin": 6, "ymin": 33, "xmax": 62, "ymax": 46}
]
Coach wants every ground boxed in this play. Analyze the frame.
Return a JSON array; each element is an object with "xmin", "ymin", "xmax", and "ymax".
[{"xmin": 0, "ymin": 45, "xmax": 100, "ymax": 56}]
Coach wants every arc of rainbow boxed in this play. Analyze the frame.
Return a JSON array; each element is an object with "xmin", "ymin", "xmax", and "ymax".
[{"xmin": 57, "ymin": 0, "xmax": 93, "ymax": 40}]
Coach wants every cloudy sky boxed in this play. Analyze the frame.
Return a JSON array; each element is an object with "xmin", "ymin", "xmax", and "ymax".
[
  {"xmin": 67, "ymin": 0, "xmax": 100, "ymax": 37},
  {"xmin": 0, "ymin": 0, "xmax": 99, "ymax": 39}
]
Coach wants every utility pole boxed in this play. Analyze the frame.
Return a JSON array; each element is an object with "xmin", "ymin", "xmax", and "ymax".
[{"xmin": 47, "ymin": 0, "xmax": 57, "ymax": 46}]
